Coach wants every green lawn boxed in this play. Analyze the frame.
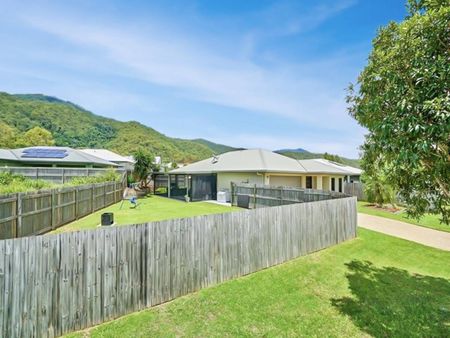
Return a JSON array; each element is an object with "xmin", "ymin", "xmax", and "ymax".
[
  {"xmin": 53, "ymin": 196, "xmax": 239, "ymax": 233},
  {"xmin": 357, "ymin": 201, "xmax": 450, "ymax": 233},
  {"xmin": 65, "ymin": 228, "xmax": 450, "ymax": 338}
]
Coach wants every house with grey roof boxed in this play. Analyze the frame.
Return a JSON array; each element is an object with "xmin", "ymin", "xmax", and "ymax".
[
  {"xmin": 0, "ymin": 146, "xmax": 118, "ymax": 168},
  {"xmin": 168, "ymin": 149, "xmax": 361, "ymax": 201},
  {"xmin": 80, "ymin": 149, "xmax": 135, "ymax": 171}
]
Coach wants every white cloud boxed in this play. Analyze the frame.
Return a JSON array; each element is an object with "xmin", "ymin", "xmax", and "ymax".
[
  {"xmin": 18, "ymin": 7, "xmax": 361, "ymax": 131},
  {"xmin": 0, "ymin": 1, "xmax": 367, "ymax": 157}
]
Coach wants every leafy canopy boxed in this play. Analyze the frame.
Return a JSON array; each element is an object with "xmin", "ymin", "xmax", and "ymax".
[
  {"xmin": 0, "ymin": 122, "xmax": 19, "ymax": 148},
  {"xmin": 348, "ymin": 0, "xmax": 450, "ymax": 223},
  {"xmin": 20, "ymin": 126, "xmax": 55, "ymax": 147},
  {"xmin": 0, "ymin": 92, "xmax": 233, "ymax": 162},
  {"xmin": 133, "ymin": 149, "xmax": 158, "ymax": 188}
]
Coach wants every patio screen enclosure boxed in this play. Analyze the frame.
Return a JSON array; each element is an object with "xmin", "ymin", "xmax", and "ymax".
[{"xmin": 153, "ymin": 173, "xmax": 217, "ymax": 201}]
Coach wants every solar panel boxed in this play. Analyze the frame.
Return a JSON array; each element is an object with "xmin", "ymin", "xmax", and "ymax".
[{"xmin": 21, "ymin": 148, "xmax": 69, "ymax": 159}]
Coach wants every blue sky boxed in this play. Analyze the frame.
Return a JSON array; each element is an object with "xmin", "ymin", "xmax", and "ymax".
[{"xmin": 0, "ymin": 0, "xmax": 407, "ymax": 158}]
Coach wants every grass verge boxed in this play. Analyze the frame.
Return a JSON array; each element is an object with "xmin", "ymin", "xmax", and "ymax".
[
  {"xmin": 357, "ymin": 201, "xmax": 450, "ymax": 233},
  {"xmin": 65, "ymin": 228, "xmax": 450, "ymax": 337}
]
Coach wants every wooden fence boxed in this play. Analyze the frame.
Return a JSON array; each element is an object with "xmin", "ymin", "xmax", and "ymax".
[
  {"xmin": 0, "ymin": 179, "xmax": 126, "ymax": 239},
  {"xmin": 0, "ymin": 196, "xmax": 357, "ymax": 338},
  {"xmin": 344, "ymin": 182, "xmax": 365, "ymax": 201},
  {"xmin": 231, "ymin": 183, "xmax": 348, "ymax": 208},
  {"xmin": 0, "ymin": 167, "xmax": 125, "ymax": 184}
]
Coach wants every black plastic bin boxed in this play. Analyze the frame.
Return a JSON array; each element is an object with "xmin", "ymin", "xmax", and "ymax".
[{"xmin": 101, "ymin": 212, "xmax": 114, "ymax": 226}]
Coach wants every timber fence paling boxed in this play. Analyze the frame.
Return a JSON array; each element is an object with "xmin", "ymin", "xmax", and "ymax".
[
  {"xmin": 231, "ymin": 183, "xmax": 349, "ymax": 208},
  {"xmin": 0, "ymin": 196, "xmax": 357, "ymax": 338},
  {"xmin": 0, "ymin": 178, "xmax": 125, "ymax": 239},
  {"xmin": 343, "ymin": 182, "xmax": 365, "ymax": 201}
]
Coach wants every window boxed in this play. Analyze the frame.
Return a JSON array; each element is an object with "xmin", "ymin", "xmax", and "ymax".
[
  {"xmin": 338, "ymin": 178, "xmax": 342, "ymax": 193},
  {"xmin": 331, "ymin": 178, "xmax": 335, "ymax": 191},
  {"xmin": 306, "ymin": 176, "xmax": 313, "ymax": 189}
]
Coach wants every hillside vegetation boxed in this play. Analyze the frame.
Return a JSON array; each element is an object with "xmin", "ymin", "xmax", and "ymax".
[
  {"xmin": 0, "ymin": 92, "xmax": 235, "ymax": 163},
  {"xmin": 0, "ymin": 92, "xmax": 360, "ymax": 166},
  {"xmin": 277, "ymin": 149, "xmax": 361, "ymax": 168},
  {"xmin": 0, "ymin": 170, "xmax": 121, "ymax": 194}
]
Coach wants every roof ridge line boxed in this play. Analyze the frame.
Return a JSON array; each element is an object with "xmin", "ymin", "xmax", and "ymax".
[
  {"xmin": 297, "ymin": 159, "xmax": 307, "ymax": 171},
  {"xmin": 259, "ymin": 149, "xmax": 268, "ymax": 170}
]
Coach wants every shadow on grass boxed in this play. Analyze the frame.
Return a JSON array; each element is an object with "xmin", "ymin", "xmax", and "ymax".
[{"xmin": 332, "ymin": 260, "xmax": 450, "ymax": 337}]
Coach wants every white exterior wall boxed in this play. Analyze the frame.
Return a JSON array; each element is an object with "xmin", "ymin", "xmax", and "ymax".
[
  {"xmin": 268, "ymin": 175, "xmax": 302, "ymax": 188},
  {"xmin": 217, "ymin": 172, "xmax": 264, "ymax": 193}
]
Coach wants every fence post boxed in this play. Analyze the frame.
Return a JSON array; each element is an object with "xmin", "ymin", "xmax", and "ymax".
[
  {"xmin": 74, "ymin": 187, "xmax": 79, "ymax": 219},
  {"xmin": 51, "ymin": 190, "xmax": 56, "ymax": 229},
  {"xmin": 91, "ymin": 185, "xmax": 95, "ymax": 212},
  {"xmin": 230, "ymin": 182, "xmax": 235, "ymax": 206},
  {"xmin": 253, "ymin": 184, "xmax": 257, "ymax": 209},
  {"xmin": 12, "ymin": 194, "xmax": 18, "ymax": 238},
  {"xmin": 16, "ymin": 193, "xmax": 22, "ymax": 238}
]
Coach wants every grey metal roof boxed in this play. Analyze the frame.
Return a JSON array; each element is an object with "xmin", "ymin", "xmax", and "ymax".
[
  {"xmin": 170, "ymin": 149, "xmax": 361, "ymax": 176},
  {"xmin": 80, "ymin": 149, "xmax": 135, "ymax": 163},
  {"xmin": 0, "ymin": 146, "xmax": 118, "ymax": 167},
  {"xmin": 297, "ymin": 159, "xmax": 362, "ymax": 175},
  {"xmin": 0, "ymin": 149, "xmax": 17, "ymax": 161}
]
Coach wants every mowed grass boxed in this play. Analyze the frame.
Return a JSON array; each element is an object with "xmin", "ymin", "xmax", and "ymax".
[
  {"xmin": 53, "ymin": 195, "xmax": 239, "ymax": 233},
  {"xmin": 357, "ymin": 201, "xmax": 450, "ymax": 233},
  {"xmin": 65, "ymin": 228, "xmax": 450, "ymax": 338}
]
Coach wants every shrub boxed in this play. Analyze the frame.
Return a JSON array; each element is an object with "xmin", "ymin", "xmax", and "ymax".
[
  {"xmin": 67, "ymin": 169, "xmax": 121, "ymax": 186},
  {"xmin": 0, "ymin": 172, "xmax": 53, "ymax": 194}
]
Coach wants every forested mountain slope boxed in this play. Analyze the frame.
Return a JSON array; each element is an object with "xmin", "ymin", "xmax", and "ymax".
[{"xmin": 0, "ymin": 92, "xmax": 235, "ymax": 162}]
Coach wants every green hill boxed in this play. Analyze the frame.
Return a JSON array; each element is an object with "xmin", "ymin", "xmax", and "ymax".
[
  {"xmin": 0, "ymin": 92, "xmax": 360, "ymax": 166},
  {"xmin": 0, "ymin": 92, "xmax": 234, "ymax": 163},
  {"xmin": 276, "ymin": 150, "xmax": 361, "ymax": 168},
  {"xmin": 191, "ymin": 138, "xmax": 240, "ymax": 154}
]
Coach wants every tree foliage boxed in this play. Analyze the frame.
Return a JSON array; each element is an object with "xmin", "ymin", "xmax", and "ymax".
[
  {"xmin": 133, "ymin": 149, "xmax": 157, "ymax": 188},
  {"xmin": 362, "ymin": 162, "xmax": 397, "ymax": 208},
  {"xmin": 0, "ymin": 92, "xmax": 231, "ymax": 162},
  {"xmin": 323, "ymin": 152, "xmax": 344, "ymax": 164},
  {"xmin": 0, "ymin": 122, "xmax": 19, "ymax": 148},
  {"xmin": 347, "ymin": 0, "xmax": 450, "ymax": 223},
  {"xmin": 20, "ymin": 126, "xmax": 55, "ymax": 147}
]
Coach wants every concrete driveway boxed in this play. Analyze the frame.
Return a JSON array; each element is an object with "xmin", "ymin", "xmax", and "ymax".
[{"xmin": 358, "ymin": 213, "xmax": 450, "ymax": 251}]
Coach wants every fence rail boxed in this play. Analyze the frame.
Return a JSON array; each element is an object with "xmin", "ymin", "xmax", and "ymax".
[
  {"xmin": 0, "ymin": 196, "xmax": 357, "ymax": 338},
  {"xmin": 0, "ymin": 178, "xmax": 126, "ymax": 239},
  {"xmin": 231, "ymin": 183, "xmax": 348, "ymax": 208},
  {"xmin": 343, "ymin": 182, "xmax": 365, "ymax": 201},
  {"xmin": 0, "ymin": 167, "xmax": 125, "ymax": 184}
]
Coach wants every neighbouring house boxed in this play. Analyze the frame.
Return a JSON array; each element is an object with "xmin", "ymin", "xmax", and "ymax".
[
  {"xmin": 168, "ymin": 149, "xmax": 362, "ymax": 201},
  {"xmin": 80, "ymin": 149, "xmax": 135, "ymax": 171},
  {"xmin": 0, "ymin": 146, "xmax": 118, "ymax": 168}
]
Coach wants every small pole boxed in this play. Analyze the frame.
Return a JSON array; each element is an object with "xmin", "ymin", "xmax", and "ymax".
[
  {"xmin": 253, "ymin": 184, "xmax": 257, "ymax": 209},
  {"xmin": 231, "ymin": 182, "xmax": 235, "ymax": 205},
  {"xmin": 167, "ymin": 174, "xmax": 171, "ymax": 198},
  {"xmin": 51, "ymin": 189, "xmax": 56, "ymax": 229},
  {"xmin": 17, "ymin": 193, "xmax": 22, "ymax": 238}
]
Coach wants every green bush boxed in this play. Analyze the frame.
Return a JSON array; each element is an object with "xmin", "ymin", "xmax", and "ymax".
[
  {"xmin": 363, "ymin": 171, "xmax": 396, "ymax": 208},
  {"xmin": 0, "ymin": 170, "xmax": 122, "ymax": 195},
  {"xmin": 0, "ymin": 172, "xmax": 53, "ymax": 194},
  {"xmin": 155, "ymin": 187, "xmax": 167, "ymax": 194},
  {"xmin": 67, "ymin": 169, "xmax": 121, "ymax": 186}
]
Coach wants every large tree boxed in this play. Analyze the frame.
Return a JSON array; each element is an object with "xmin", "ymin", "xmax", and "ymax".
[
  {"xmin": 20, "ymin": 127, "xmax": 55, "ymax": 147},
  {"xmin": 132, "ymin": 149, "xmax": 158, "ymax": 188},
  {"xmin": 347, "ymin": 0, "xmax": 450, "ymax": 223},
  {"xmin": 0, "ymin": 122, "xmax": 19, "ymax": 148}
]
